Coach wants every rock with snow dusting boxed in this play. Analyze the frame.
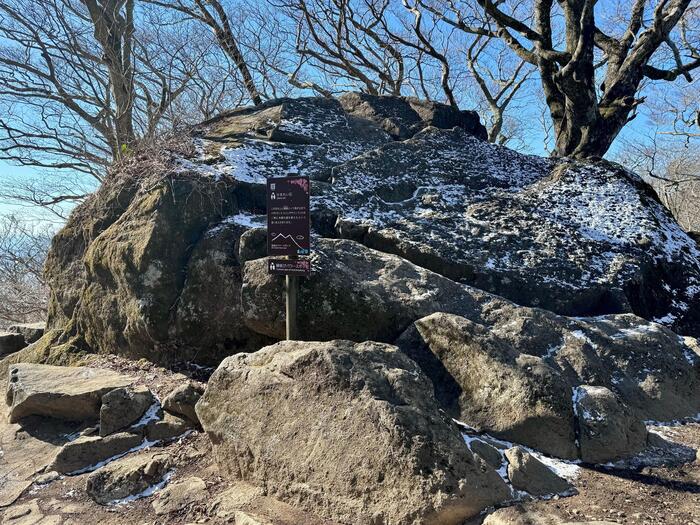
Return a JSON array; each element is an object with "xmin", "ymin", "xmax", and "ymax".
[
  {"xmin": 85, "ymin": 452, "xmax": 171, "ymax": 504},
  {"xmin": 39, "ymin": 93, "xmax": 700, "ymax": 369},
  {"xmin": 313, "ymin": 127, "xmax": 700, "ymax": 336},
  {"xmin": 6, "ymin": 364, "xmax": 133, "ymax": 423},
  {"xmin": 397, "ymin": 312, "xmax": 578, "ymax": 459},
  {"xmin": 505, "ymin": 446, "xmax": 574, "ymax": 497},
  {"xmin": 573, "ymin": 385, "xmax": 647, "ymax": 464},
  {"xmin": 196, "ymin": 339, "xmax": 510, "ymax": 524},
  {"xmin": 397, "ymin": 309, "xmax": 700, "ymax": 461},
  {"xmin": 99, "ymin": 386, "xmax": 156, "ymax": 436}
]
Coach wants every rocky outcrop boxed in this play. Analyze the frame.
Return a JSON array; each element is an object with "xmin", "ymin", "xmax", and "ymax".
[
  {"xmin": 6, "ymin": 364, "xmax": 133, "ymax": 423},
  {"xmin": 338, "ymin": 92, "xmax": 487, "ymax": 140},
  {"xmin": 396, "ymin": 310, "xmax": 700, "ymax": 461},
  {"xmin": 196, "ymin": 340, "xmax": 511, "ymax": 524},
  {"xmin": 314, "ymin": 128, "xmax": 700, "ymax": 335},
  {"xmin": 39, "ymin": 95, "xmax": 700, "ymax": 367},
  {"xmin": 85, "ymin": 452, "xmax": 171, "ymax": 504}
]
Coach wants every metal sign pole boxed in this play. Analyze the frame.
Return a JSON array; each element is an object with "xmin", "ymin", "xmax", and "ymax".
[{"xmin": 286, "ymin": 271, "xmax": 298, "ymax": 341}]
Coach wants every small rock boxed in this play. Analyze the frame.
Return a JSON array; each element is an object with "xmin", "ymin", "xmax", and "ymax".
[
  {"xmin": 8, "ymin": 322, "xmax": 45, "ymax": 344},
  {"xmin": 162, "ymin": 382, "xmax": 204, "ymax": 426},
  {"xmin": 145, "ymin": 412, "xmax": 194, "ymax": 442},
  {"xmin": 6, "ymin": 364, "xmax": 133, "ymax": 423},
  {"xmin": 49, "ymin": 432, "xmax": 144, "ymax": 474},
  {"xmin": 505, "ymin": 447, "xmax": 574, "ymax": 497},
  {"xmin": 0, "ymin": 332, "xmax": 27, "ymax": 358},
  {"xmin": 86, "ymin": 452, "xmax": 171, "ymax": 505},
  {"xmin": 152, "ymin": 476, "xmax": 208, "ymax": 515},
  {"xmin": 100, "ymin": 386, "xmax": 156, "ymax": 436},
  {"xmin": 469, "ymin": 438, "xmax": 504, "ymax": 469},
  {"xmin": 35, "ymin": 471, "xmax": 61, "ymax": 485}
]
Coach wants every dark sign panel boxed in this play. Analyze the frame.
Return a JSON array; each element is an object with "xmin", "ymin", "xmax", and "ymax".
[
  {"xmin": 267, "ymin": 176, "xmax": 310, "ymax": 257},
  {"xmin": 268, "ymin": 258, "xmax": 311, "ymax": 276}
]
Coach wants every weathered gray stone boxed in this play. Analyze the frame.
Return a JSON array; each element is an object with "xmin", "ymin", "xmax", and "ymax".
[
  {"xmin": 99, "ymin": 385, "xmax": 155, "ymax": 436},
  {"xmin": 152, "ymin": 476, "xmax": 207, "ymax": 515},
  {"xmin": 338, "ymin": 92, "xmax": 487, "ymax": 140},
  {"xmin": 505, "ymin": 447, "xmax": 573, "ymax": 497},
  {"xmin": 85, "ymin": 452, "xmax": 171, "ymax": 504},
  {"xmin": 573, "ymin": 385, "xmax": 648, "ymax": 464},
  {"xmin": 49, "ymin": 432, "xmax": 143, "ymax": 474},
  {"xmin": 469, "ymin": 439, "xmax": 505, "ymax": 469},
  {"xmin": 0, "ymin": 332, "xmax": 27, "ymax": 357},
  {"xmin": 242, "ymin": 237, "xmax": 509, "ymax": 342},
  {"xmin": 313, "ymin": 125, "xmax": 700, "ymax": 336},
  {"xmin": 145, "ymin": 411, "xmax": 194, "ymax": 442},
  {"xmin": 162, "ymin": 382, "xmax": 204, "ymax": 425},
  {"xmin": 197, "ymin": 340, "xmax": 510, "ymax": 525},
  {"xmin": 397, "ymin": 310, "xmax": 700, "ymax": 461},
  {"xmin": 397, "ymin": 313, "xmax": 578, "ymax": 459},
  {"xmin": 8, "ymin": 322, "xmax": 45, "ymax": 344},
  {"xmin": 6, "ymin": 364, "xmax": 133, "ymax": 423}
]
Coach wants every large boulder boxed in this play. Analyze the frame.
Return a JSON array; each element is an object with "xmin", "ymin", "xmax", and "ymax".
[
  {"xmin": 6, "ymin": 364, "xmax": 133, "ymax": 423},
  {"xmin": 313, "ymin": 127, "xmax": 700, "ymax": 336},
  {"xmin": 196, "ymin": 340, "xmax": 510, "ymax": 524},
  {"xmin": 242, "ymin": 238, "xmax": 508, "ymax": 342},
  {"xmin": 39, "ymin": 94, "xmax": 700, "ymax": 368},
  {"xmin": 396, "ymin": 310, "xmax": 700, "ymax": 461}
]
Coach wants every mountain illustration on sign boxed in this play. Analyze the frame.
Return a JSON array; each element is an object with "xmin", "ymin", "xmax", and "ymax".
[{"xmin": 271, "ymin": 233, "xmax": 304, "ymax": 249}]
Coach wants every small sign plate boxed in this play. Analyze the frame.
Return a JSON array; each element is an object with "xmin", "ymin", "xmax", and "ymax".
[
  {"xmin": 267, "ymin": 176, "xmax": 310, "ymax": 257},
  {"xmin": 268, "ymin": 258, "xmax": 311, "ymax": 276}
]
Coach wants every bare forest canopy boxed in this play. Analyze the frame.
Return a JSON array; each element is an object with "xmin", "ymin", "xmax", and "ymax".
[{"xmin": 0, "ymin": 0, "xmax": 698, "ymax": 225}]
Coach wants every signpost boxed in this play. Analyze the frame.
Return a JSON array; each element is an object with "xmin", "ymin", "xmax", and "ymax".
[{"xmin": 267, "ymin": 176, "xmax": 311, "ymax": 340}]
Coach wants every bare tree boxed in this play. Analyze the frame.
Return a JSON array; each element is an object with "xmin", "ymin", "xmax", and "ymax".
[
  {"xmin": 469, "ymin": 0, "xmax": 700, "ymax": 158},
  {"xmin": 0, "ymin": 215, "xmax": 51, "ymax": 327},
  {"xmin": 144, "ymin": 0, "xmax": 264, "ymax": 105}
]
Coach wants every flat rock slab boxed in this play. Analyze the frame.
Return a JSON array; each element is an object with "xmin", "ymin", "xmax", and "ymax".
[
  {"xmin": 49, "ymin": 432, "xmax": 143, "ymax": 474},
  {"xmin": 8, "ymin": 322, "xmax": 46, "ymax": 344},
  {"xmin": 0, "ymin": 404, "xmax": 79, "ymax": 507},
  {"xmin": 6, "ymin": 363, "xmax": 133, "ymax": 423}
]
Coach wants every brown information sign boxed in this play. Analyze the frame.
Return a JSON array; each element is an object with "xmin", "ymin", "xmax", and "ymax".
[
  {"xmin": 268, "ymin": 258, "xmax": 311, "ymax": 276},
  {"xmin": 267, "ymin": 176, "xmax": 311, "ymax": 257}
]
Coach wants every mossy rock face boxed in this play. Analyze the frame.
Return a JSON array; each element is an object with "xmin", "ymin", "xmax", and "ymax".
[{"xmin": 42, "ymin": 167, "xmax": 268, "ymax": 365}]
